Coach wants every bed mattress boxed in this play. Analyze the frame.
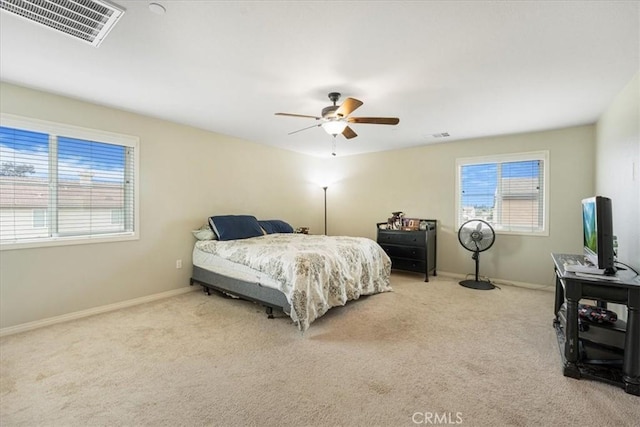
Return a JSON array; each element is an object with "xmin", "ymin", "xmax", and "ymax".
[
  {"xmin": 193, "ymin": 233, "xmax": 391, "ymax": 331},
  {"xmin": 192, "ymin": 245, "xmax": 282, "ymax": 290}
]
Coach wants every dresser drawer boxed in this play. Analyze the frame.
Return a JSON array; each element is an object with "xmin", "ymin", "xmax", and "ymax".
[
  {"xmin": 380, "ymin": 244, "xmax": 425, "ymax": 260},
  {"xmin": 377, "ymin": 231, "xmax": 425, "ymax": 247},
  {"xmin": 390, "ymin": 257, "xmax": 426, "ymax": 273}
]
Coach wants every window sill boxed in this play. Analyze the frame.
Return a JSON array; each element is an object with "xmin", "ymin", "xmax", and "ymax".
[{"xmin": 0, "ymin": 232, "xmax": 139, "ymax": 251}]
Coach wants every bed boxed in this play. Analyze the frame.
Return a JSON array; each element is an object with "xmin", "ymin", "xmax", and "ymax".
[{"xmin": 190, "ymin": 215, "xmax": 392, "ymax": 331}]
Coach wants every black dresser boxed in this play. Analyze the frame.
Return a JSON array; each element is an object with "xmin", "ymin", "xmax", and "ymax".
[{"xmin": 376, "ymin": 220, "xmax": 437, "ymax": 282}]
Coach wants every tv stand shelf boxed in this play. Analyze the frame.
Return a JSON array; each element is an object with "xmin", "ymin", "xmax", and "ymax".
[{"xmin": 551, "ymin": 253, "xmax": 640, "ymax": 396}]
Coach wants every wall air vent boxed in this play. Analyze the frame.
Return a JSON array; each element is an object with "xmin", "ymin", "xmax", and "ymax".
[{"xmin": 0, "ymin": 0, "xmax": 125, "ymax": 47}]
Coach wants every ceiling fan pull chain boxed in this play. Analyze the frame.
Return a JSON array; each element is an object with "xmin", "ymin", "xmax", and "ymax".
[{"xmin": 331, "ymin": 137, "xmax": 337, "ymax": 156}]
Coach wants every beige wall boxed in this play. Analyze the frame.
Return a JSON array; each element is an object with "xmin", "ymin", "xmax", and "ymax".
[
  {"xmin": 321, "ymin": 126, "xmax": 596, "ymax": 286},
  {"xmin": 0, "ymin": 83, "xmax": 324, "ymax": 328},
  {"xmin": 596, "ymin": 71, "xmax": 640, "ymax": 272},
  {"xmin": 0, "ymin": 79, "xmax": 606, "ymax": 329}
]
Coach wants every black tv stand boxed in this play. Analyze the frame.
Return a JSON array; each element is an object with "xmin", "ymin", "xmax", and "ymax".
[{"xmin": 551, "ymin": 253, "xmax": 640, "ymax": 395}]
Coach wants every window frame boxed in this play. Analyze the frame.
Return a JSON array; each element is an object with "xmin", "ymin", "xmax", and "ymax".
[
  {"xmin": 455, "ymin": 151, "xmax": 550, "ymax": 237},
  {"xmin": 0, "ymin": 113, "xmax": 140, "ymax": 250}
]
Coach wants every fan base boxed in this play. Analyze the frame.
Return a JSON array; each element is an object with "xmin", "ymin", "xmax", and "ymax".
[{"xmin": 459, "ymin": 279, "xmax": 495, "ymax": 290}]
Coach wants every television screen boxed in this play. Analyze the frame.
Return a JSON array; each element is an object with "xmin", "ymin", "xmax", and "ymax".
[
  {"xmin": 582, "ymin": 199, "xmax": 597, "ymax": 256},
  {"xmin": 581, "ymin": 196, "xmax": 616, "ymax": 274}
]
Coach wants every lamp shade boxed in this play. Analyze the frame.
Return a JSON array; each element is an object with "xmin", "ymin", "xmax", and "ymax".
[{"xmin": 322, "ymin": 121, "xmax": 347, "ymax": 136}]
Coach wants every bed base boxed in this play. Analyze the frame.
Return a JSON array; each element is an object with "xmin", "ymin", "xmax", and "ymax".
[{"xmin": 190, "ymin": 265, "xmax": 291, "ymax": 319}]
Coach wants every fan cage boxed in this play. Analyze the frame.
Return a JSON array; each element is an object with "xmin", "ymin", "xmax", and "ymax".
[{"xmin": 458, "ymin": 220, "xmax": 495, "ymax": 252}]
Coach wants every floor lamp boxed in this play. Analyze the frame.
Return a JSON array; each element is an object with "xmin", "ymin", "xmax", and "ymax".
[{"xmin": 322, "ymin": 186, "xmax": 328, "ymax": 235}]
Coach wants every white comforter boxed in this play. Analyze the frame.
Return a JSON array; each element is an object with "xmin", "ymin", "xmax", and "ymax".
[{"xmin": 195, "ymin": 234, "xmax": 392, "ymax": 331}]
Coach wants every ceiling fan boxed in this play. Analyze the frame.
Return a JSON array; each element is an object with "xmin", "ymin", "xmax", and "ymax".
[{"xmin": 275, "ymin": 92, "xmax": 400, "ymax": 140}]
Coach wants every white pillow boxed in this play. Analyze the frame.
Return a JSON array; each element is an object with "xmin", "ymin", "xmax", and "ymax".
[{"xmin": 191, "ymin": 224, "xmax": 216, "ymax": 241}]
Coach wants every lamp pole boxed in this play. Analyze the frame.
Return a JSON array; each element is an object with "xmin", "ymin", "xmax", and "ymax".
[{"xmin": 323, "ymin": 186, "xmax": 328, "ymax": 235}]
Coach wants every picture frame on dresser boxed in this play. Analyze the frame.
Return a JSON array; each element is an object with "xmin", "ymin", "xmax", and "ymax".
[
  {"xmin": 376, "ymin": 219, "xmax": 437, "ymax": 282},
  {"xmin": 402, "ymin": 218, "xmax": 421, "ymax": 230}
]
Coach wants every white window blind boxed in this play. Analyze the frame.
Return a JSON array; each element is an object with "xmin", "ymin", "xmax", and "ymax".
[
  {"xmin": 0, "ymin": 114, "xmax": 139, "ymax": 249},
  {"xmin": 456, "ymin": 151, "xmax": 549, "ymax": 235}
]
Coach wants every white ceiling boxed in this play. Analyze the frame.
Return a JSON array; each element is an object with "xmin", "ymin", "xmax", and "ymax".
[{"xmin": 1, "ymin": 1, "xmax": 638, "ymax": 157}]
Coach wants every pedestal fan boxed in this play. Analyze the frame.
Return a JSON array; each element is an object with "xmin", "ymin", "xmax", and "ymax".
[{"xmin": 458, "ymin": 219, "xmax": 496, "ymax": 290}]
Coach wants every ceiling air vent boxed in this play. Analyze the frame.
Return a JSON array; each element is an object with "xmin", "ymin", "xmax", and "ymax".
[
  {"xmin": 431, "ymin": 132, "xmax": 450, "ymax": 138},
  {"xmin": 0, "ymin": 0, "xmax": 125, "ymax": 47}
]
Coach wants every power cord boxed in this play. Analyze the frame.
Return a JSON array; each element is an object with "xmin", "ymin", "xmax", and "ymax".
[
  {"xmin": 489, "ymin": 276, "xmax": 554, "ymax": 292},
  {"xmin": 462, "ymin": 274, "xmax": 554, "ymax": 291},
  {"xmin": 615, "ymin": 261, "xmax": 639, "ymax": 276}
]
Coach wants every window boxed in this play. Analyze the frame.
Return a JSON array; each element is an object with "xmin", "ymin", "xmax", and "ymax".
[
  {"xmin": 0, "ymin": 114, "xmax": 139, "ymax": 249},
  {"xmin": 111, "ymin": 208, "xmax": 124, "ymax": 225},
  {"xmin": 455, "ymin": 151, "xmax": 549, "ymax": 235},
  {"xmin": 33, "ymin": 209, "xmax": 47, "ymax": 229}
]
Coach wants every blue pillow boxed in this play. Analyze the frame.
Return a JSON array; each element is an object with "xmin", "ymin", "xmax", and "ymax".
[
  {"xmin": 208, "ymin": 215, "xmax": 264, "ymax": 241},
  {"xmin": 259, "ymin": 220, "xmax": 294, "ymax": 234},
  {"xmin": 258, "ymin": 220, "xmax": 277, "ymax": 234}
]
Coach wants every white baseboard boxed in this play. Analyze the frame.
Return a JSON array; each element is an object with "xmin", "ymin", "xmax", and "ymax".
[
  {"xmin": 0, "ymin": 286, "xmax": 198, "ymax": 337},
  {"xmin": 437, "ymin": 271, "xmax": 553, "ymax": 292}
]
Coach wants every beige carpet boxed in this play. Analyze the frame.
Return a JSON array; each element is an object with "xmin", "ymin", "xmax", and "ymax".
[{"xmin": 1, "ymin": 273, "xmax": 638, "ymax": 426}]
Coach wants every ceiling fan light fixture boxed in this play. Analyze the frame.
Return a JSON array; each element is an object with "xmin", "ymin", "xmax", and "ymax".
[{"xmin": 322, "ymin": 121, "xmax": 347, "ymax": 136}]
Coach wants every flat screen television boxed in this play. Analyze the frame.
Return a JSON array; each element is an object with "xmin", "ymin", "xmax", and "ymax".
[{"xmin": 582, "ymin": 196, "xmax": 616, "ymax": 275}]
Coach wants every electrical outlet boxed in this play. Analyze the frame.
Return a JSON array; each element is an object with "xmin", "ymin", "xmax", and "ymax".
[{"xmin": 176, "ymin": 259, "xmax": 182, "ymax": 269}]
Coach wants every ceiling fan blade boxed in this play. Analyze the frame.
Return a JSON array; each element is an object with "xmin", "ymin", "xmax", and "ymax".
[
  {"xmin": 288, "ymin": 123, "xmax": 321, "ymax": 135},
  {"xmin": 275, "ymin": 112, "xmax": 321, "ymax": 120},
  {"xmin": 347, "ymin": 117, "xmax": 400, "ymax": 125},
  {"xmin": 342, "ymin": 126, "xmax": 357, "ymax": 139},
  {"xmin": 335, "ymin": 97, "xmax": 363, "ymax": 117}
]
